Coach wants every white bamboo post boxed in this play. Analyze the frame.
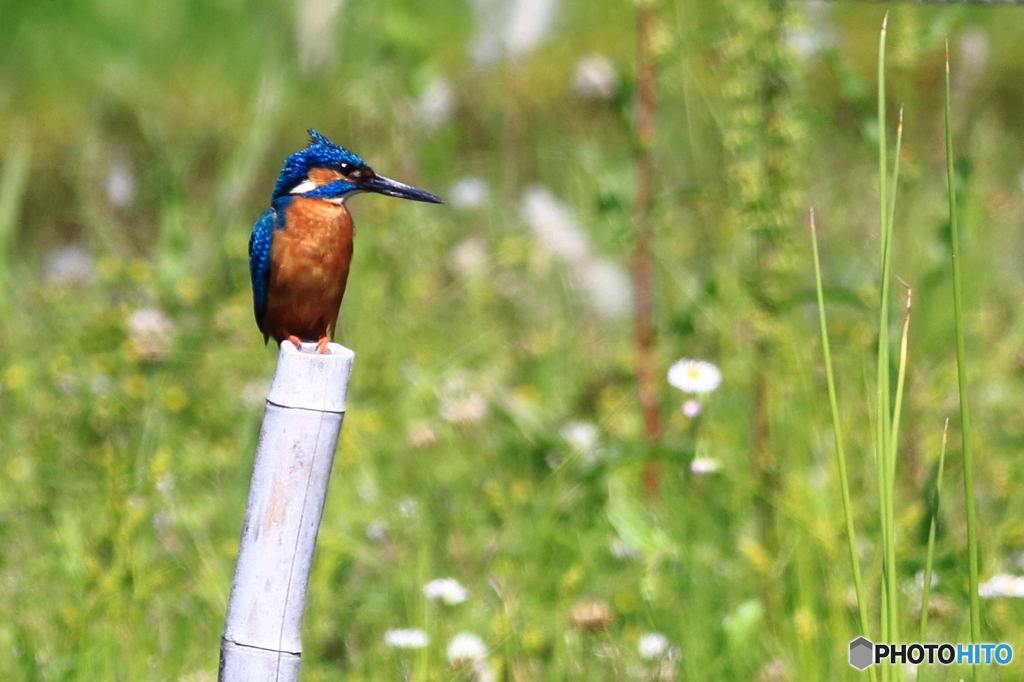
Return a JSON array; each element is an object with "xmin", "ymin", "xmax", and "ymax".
[{"xmin": 219, "ymin": 341, "xmax": 355, "ymax": 682}]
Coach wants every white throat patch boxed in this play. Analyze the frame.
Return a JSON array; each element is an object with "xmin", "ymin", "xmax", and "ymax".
[
  {"xmin": 290, "ymin": 179, "xmax": 318, "ymax": 195},
  {"xmin": 290, "ymin": 180, "xmax": 360, "ymax": 205}
]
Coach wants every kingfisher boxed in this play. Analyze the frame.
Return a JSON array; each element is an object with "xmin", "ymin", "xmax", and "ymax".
[{"xmin": 249, "ymin": 130, "xmax": 443, "ymax": 354}]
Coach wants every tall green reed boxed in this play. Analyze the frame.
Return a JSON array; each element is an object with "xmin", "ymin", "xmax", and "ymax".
[
  {"xmin": 873, "ymin": 15, "xmax": 907, "ymax": 679},
  {"xmin": 815, "ymin": 15, "xmax": 910, "ymax": 681},
  {"xmin": 946, "ymin": 41, "xmax": 981, "ymax": 682},
  {"xmin": 814, "ymin": 21, "xmax": 986, "ymax": 682},
  {"xmin": 810, "ymin": 208, "xmax": 876, "ymax": 682}
]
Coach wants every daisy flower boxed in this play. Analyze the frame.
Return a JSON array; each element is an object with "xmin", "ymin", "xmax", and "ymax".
[
  {"xmin": 979, "ymin": 574, "xmax": 1024, "ymax": 598},
  {"xmin": 667, "ymin": 359, "xmax": 721, "ymax": 394},
  {"xmin": 384, "ymin": 628, "xmax": 429, "ymax": 649}
]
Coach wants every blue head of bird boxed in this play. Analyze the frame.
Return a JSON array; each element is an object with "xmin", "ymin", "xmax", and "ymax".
[{"xmin": 272, "ymin": 130, "xmax": 443, "ymax": 206}]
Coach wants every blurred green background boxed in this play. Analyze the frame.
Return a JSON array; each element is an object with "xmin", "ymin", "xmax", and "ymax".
[{"xmin": 3, "ymin": 1, "xmax": 1024, "ymax": 680}]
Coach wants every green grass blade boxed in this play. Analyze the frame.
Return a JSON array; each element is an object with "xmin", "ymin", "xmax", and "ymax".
[
  {"xmin": 887, "ymin": 107, "xmax": 904, "ymax": 259},
  {"xmin": 946, "ymin": 40, "xmax": 981, "ymax": 682},
  {"xmin": 889, "ymin": 281, "xmax": 910, "ymax": 481},
  {"xmin": 875, "ymin": 17, "xmax": 896, "ymax": 677},
  {"xmin": 0, "ymin": 123, "xmax": 32, "ymax": 326},
  {"xmin": 810, "ymin": 208, "xmax": 878, "ymax": 682},
  {"xmin": 886, "ymin": 107, "xmax": 906, "ymax": 466},
  {"xmin": 884, "ymin": 107, "xmax": 906, "ymax": 659},
  {"xmin": 920, "ymin": 419, "xmax": 949, "ymax": 642}
]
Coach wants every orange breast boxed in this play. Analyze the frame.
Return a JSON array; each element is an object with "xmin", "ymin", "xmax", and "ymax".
[{"xmin": 262, "ymin": 197, "xmax": 354, "ymax": 343}]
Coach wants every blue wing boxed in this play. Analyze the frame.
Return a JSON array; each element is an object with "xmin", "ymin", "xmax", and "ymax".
[{"xmin": 248, "ymin": 207, "xmax": 278, "ymax": 339}]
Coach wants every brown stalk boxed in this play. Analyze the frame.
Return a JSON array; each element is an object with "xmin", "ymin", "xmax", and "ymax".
[{"xmin": 633, "ymin": 4, "xmax": 662, "ymax": 498}]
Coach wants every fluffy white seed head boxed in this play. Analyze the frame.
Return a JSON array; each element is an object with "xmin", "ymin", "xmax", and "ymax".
[
  {"xmin": 424, "ymin": 578, "xmax": 469, "ymax": 605},
  {"xmin": 384, "ymin": 628, "xmax": 429, "ymax": 649},
  {"xmin": 447, "ymin": 632, "xmax": 487, "ymax": 663}
]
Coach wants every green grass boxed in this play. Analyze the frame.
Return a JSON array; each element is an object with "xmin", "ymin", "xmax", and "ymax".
[
  {"xmin": 2, "ymin": 2, "xmax": 1024, "ymax": 681},
  {"xmin": 946, "ymin": 41, "xmax": 982, "ymax": 682},
  {"xmin": 811, "ymin": 205, "xmax": 874, "ymax": 682}
]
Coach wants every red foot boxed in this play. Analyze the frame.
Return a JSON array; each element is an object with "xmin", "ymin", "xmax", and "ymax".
[
  {"xmin": 284, "ymin": 333, "xmax": 302, "ymax": 351},
  {"xmin": 316, "ymin": 335, "xmax": 330, "ymax": 355}
]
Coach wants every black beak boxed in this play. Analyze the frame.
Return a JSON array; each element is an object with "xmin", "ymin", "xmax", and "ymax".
[{"xmin": 360, "ymin": 174, "xmax": 444, "ymax": 204}]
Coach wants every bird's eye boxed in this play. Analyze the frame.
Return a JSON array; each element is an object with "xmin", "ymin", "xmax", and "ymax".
[{"xmin": 338, "ymin": 162, "xmax": 353, "ymax": 174}]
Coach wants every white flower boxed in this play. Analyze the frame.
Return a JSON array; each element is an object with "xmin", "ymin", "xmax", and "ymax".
[
  {"xmin": 784, "ymin": 29, "xmax": 828, "ymax": 62},
  {"xmin": 106, "ymin": 153, "xmax": 136, "ymax": 208},
  {"xmin": 575, "ymin": 258, "xmax": 631, "ymax": 320},
  {"xmin": 407, "ymin": 422, "xmax": 438, "ymax": 449},
  {"xmin": 449, "ymin": 238, "xmax": 489, "ymax": 277},
  {"xmin": 467, "ymin": 0, "xmax": 505, "ymax": 67},
  {"xmin": 155, "ymin": 472, "xmax": 175, "ymax": 495},
  {"xmin": 414, "ymin": 78, "xmax": 455, "ymax": 133},
  {"xmin": 450, "ymin": 178, "xmax": 489, "ymax": 210},
  {"xmin": 573, "ymin": 55, "xmax": 618, "ymax": 100},
  {"xmin": 951, "ymin": 29, "xmax": 988, "ymax": 117},
  {"xmin": 682, "ymin": 399, "xmax": 701, "ymax": 418},
  {"xmin": 365, "ymin": 521, "xmax": 386, "ymax": 541},
  {"xmin": 638, "ymin": 632, "xmax": 669, "ymax": 660},
  {"xmin": 440, "ymin": 393, "xmax": 488, "ymax": 424},
  {"xmin": 520, "ymin": 187, "xmax": 632, "ymax": 320},
  {"xmin": 384, "ymin": 628, "xmax": 429, "ymax": 649},
  {"xmin": 240, "ymin": 379, "xmax": 271, "ymax": 407},
  {"xmin": 424, "ymin": 578, "xmax": 469, "ymax": 605},
  {"xmin": 437, "ymin": 372, "xmax": 489, "ymax": 425},
  {"xmin": 690, "ymin": 458, "xmax": 720, "ymax": 475},
  {"xmin": 959, "ymin": 28, "xmax": 989, "ymax": 72},
  {"xmin": 90, "ymin": 374, "xmax": 112, "ymax": 396},
  {"xmin": 505, "ymin": 0, "xmax": 558, "ymax": 58},
  {"xmin": 979, "ymin": 574, "xmax": 1024, "ymax": 598},
  {"xmin": 128, "ymin": 308, "xmax": 174, "ymax": 360},
  {"xmin": 398, "ymin": 498, "xmax": 419, "ymax": 519},
  {"xmin": 610, "ymin": 537, "xmax": 641, "ymax": 561},
  {"xmin": 558, "ymin": 420, "xmax": 602, "ymax": 468},
  {"xmin": 295, "ymin": 0, "xmax": 344, "ymax": 73},
  {"xmin": 44, "ymin": 244, "xmax": 94, "ymax": 284},
  {"xmin": 357, "ymin": 480, "xmax": 378, "ymax": 503},
  {"xmin": 447, "ymin": 632, "xmax": 487, "ymax": 663},
  {"xmin": 520, "ymin": 187, "xmax": 590, "ymax": 262},
  {"xmin": 559, "ymin": 421, "xmax": 599, "ymax": 453},
  {"xmin": 667, "ymin": 359, "xmax": 721, "ymax": 394},
  {"xmin": 467, "ymin": 0, "xmax": 558, "ymax": 66},
  {"xmin": 914, "ymin": 569, "xmax": 939, "ymax": 589}
]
